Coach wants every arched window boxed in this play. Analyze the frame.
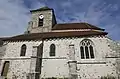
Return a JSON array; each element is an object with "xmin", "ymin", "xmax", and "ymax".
[
  {"xmin": 38, "ymin": 14, "xmax": 44, "ymax": 26},
  {"xmin": 50, "ymin": 44, "xmax": 55, "ymax": 56},
  {"xmin": 80, "ymin": 46, "xmax": 84, "ymax": 59},
  {"xmin": 20, "ymin": 44, "xmax": 26, "ymax": 56},
  {"xmin": 85, "ymin": 46, "xmax": 89, "ymax": 59},
  {"xmin": 89, "ymin": 45, "xmax": 94, "ymax": 58},
  {"xmin": 1, "ymin": 61, "xmax": 10, "ymax": 77},
  {"xmin": 80, "ymin": 39, "xmax": 95, "ymax": 59}
]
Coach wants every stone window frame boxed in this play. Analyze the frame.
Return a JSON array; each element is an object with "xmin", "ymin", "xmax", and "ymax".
[
  {"xmin": 49, "ymin": 44, "xmax": 56, "ymax": 56},
  {"xmin": 20, "ymin": 44, "xmax": 27, "ymax": 56},
  {"xmin": 80, "ymin": 39, "xmax": 95, "ymax": 59}
]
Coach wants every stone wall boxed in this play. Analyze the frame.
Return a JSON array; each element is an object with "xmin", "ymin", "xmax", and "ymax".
[
  {"xmin": 41, "ymin": 36, "xmax": 119, "ymax": 79},
  {"xmin": 0, "ymin": 36, "xmax": 120, "ymax": 79},
  {"xmin": 27, "ymin": 10, "xmax": 56, "ymax": 33},
  {"xmin": 108, "ymin": 40, "xmax": 120, "ymax": 78},
  {"xmin": 0, "ymin": 40, "xmax": 6, "ymax": 68},
  {"xmin": 0, "ymin": 41, "xmax": 42, "ymax": 79}
]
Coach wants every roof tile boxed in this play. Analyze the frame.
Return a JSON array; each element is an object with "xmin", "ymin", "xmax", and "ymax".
[
  {"xmin": 3, "ymin": 31, "xmax": 107, "ymax": 41},
  {"xmin": 52, "ymin": 23, "xmax": 104, "ymax": 30}
]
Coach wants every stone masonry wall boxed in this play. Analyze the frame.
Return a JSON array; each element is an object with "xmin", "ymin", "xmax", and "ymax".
[
  {"xmin": 0, "ymin": 36, "xmax": 119, "ymax": 79},
  {"xmin": 107, "ymin": 40, "xmax": 120, "ymax": 78},
  {"xmin": 27, "ymin": 10, "xmax": 54, "ymax": 33},
  {"xmin": 0, "ymin": 41, "xmax": 42, "ymax": 79},
  {"xmin": 0, "ymin": 40, "xmax": 6, "ymax": 70},
  {"xmin": 41, "ymin": 36, "xmax": 119, "ymax": 79}
]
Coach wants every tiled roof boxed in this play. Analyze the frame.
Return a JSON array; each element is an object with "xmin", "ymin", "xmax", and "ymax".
[
  {"xmin": 3, "ymin": 31, "xmax": 108, "ymax": 41},
  {"xmin": 0, "ymin": 37, "xmax": 9, "ymax": 40},
  {"xmin": 52, "ymin": 23, "xmax": 104, "ymax": 30},
  {"xmin": 30, "ymin": 6, "xmax": 53, "ymax": 12}
]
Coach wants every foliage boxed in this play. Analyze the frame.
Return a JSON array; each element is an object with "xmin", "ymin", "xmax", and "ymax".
[{"xmin": 100, "ymin": 75, "xmax": 115, "ymax": 79}]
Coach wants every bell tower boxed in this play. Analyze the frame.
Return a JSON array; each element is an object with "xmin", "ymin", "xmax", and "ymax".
[{"xmin": 26, "ymin": 6, "xmax": 57, "ymax": 33}]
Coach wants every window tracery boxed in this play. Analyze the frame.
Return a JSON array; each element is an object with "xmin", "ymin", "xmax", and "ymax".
[{"xmin": 80, "ymin": 39, "xmax": 95, "ymax": 59}]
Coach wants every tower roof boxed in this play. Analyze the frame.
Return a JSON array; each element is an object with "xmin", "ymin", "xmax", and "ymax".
[{"xmin": 30, "ymin": 6, "xmax": 53, "ymax": 12}]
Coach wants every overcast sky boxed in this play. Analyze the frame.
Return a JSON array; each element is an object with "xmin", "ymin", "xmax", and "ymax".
[{"xmin": 0, "ymin": 0, "xmax": 120, "ymax": 40}]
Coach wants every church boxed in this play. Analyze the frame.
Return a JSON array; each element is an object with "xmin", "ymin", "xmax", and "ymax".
[{"xmin": 0, "ymin": 7, "xmax": 120, "ymax": 79}]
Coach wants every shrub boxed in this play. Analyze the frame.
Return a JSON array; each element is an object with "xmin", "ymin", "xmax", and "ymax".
[{"xmin": 100, "ymin": 75, "xmax": 115, "ymax": 79}]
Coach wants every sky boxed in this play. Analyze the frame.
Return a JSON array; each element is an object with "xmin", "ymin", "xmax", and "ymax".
[{"xmin": 0, "ymin": 0, "xmax": 120, "ymax": 40}]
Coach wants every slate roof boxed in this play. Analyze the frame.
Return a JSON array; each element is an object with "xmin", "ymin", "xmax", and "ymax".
[
  {"xmin": 3, "ymin": 30, "xmax": 107, "ymax": 41},
  {"xmin": 52, "ymin": 23, "xmax": 104, "ymax": 31}
]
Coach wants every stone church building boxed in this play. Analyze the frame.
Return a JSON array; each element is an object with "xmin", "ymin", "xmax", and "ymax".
[{"xmin": 0, "ymin": 7, "xmax": 120, "ymax": 79}]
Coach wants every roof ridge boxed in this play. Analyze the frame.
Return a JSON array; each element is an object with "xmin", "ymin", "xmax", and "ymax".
[
  {"xmin": 53, "ymin": 22, "xmax": 104, "ymax": 31},
  {"xmin": 84, "ymin": 23, "xmax": 92, "ymax": 29},
  {"xmin": 30, "ymin": 6, "xmax": 53, "ymax": 12},
  {"xmin": 57, "ymin": 22, "xmax": 87, "ymax": 25}
]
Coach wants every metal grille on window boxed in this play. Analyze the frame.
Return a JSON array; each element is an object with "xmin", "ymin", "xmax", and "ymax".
[{"xmin": 80, "ymin": 39, "xmax": 95, "ymax": 59}]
